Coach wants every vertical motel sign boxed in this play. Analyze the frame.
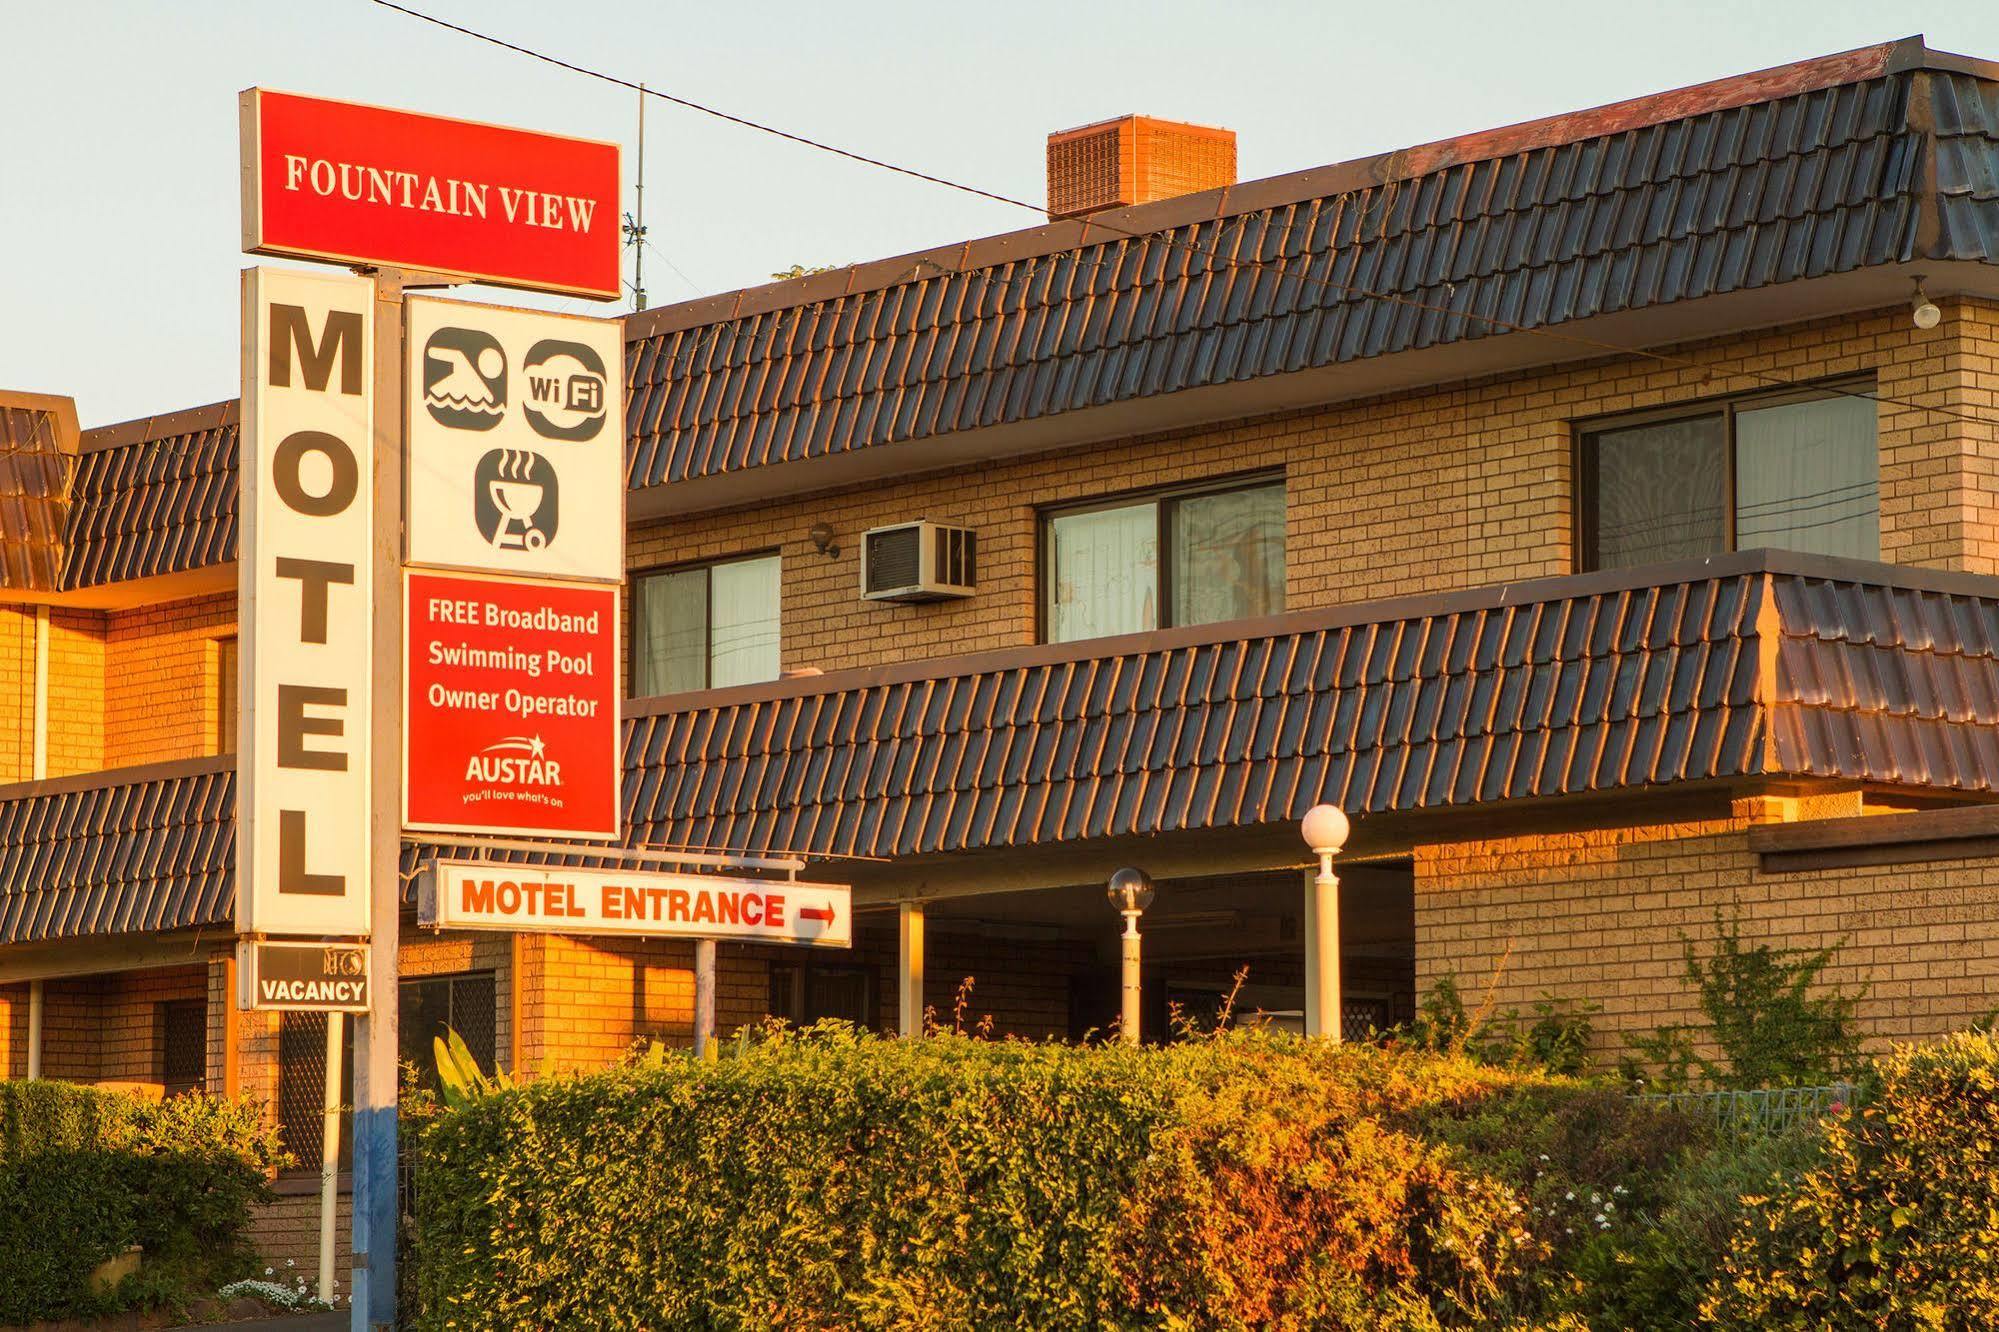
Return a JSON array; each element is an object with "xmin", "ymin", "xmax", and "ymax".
[
  {"xmin": 238, "ymin": 88, "xmax": 623, "ymax": 1332},
  {"xmin": 236, "ymin": 91, "xmax": 623, "ymax": 932},
  {"xmin": 238, "ymin": 267, "xmax": 375, "ymax": 938}
]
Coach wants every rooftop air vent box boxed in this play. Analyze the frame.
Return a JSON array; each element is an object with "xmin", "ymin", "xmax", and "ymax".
[{"xmin": 861, "ymin": 521, "xmax": 976, "ymax": 602}]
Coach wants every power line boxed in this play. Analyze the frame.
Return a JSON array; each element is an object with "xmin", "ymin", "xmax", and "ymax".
[
  {"xmin": 366, "ymin": 0, "xmax": 1999, "ymax": 439},
  {"xmin": 365, "ymin": 0, "xmax": 1038, "ymax": 214}
]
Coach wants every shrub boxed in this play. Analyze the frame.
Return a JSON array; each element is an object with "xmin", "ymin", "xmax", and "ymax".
[
  {"xmin": 412, "ymin": 1025, "xmax": 1647, "ymax": 1331},
  {"xmin": 1623, "ymin": 910, "xmax": 1866, "ymax": 1092},
  {"xmin": 1703, "ymin": 1032, "xmax": 1999, "ymax": 1328},
  {"xmin": 1397, "ymin": 976, "xmax": 1599, "ymax": 1076},
  {"xmin": 1413, "ymin": 1082, "xmax": 1711, "ymax": 1324},
  {"xmin": 0, "ymin": 1081, "xmax": 284, "ymax": 1322},
  {"xmin": 1573, "ymin": 1124, "xmax": 1820, "ymax": 1330}
]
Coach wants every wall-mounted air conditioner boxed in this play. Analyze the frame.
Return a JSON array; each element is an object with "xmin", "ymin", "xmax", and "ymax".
[{"xmin": 860, "ymin": 521, "xmax": 976, "ymax": 602}]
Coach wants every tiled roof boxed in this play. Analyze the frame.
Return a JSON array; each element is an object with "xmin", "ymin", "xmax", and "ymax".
[
  {"xmin": 618, "ymin": 552, "xmax": 1999, "ymax": 860},
  {"xmin": 0, "ymin": 403, "xmax": 71, "ymax": 592},
  {"xmin": 0, "ymin": 759, "xmax": 234, "ymax": 945},
  {"xmin": 7, "ymin": 552, "xmax": 1999, "ymax": 942},
  {"xmin": 620, "ymin": 48, "xmax": 1989, "ymax": 488},
  {"xmin": 36, "ymin": 42, "xmax": 1999, "ymax": 592},
  {"xmin": 61, "ymin": 405, "xmax": 236, "ymax": 590}
]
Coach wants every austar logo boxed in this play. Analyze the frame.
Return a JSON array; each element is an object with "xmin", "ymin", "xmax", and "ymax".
[{"xmin": 465, "ymin": 734, "xmax": 563, "ymax": 788}]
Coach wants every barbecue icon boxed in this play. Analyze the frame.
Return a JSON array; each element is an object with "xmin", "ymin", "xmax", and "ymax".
[{"xmin": 473, "ymin": 449, "xmax": 559, "ymax": 551}]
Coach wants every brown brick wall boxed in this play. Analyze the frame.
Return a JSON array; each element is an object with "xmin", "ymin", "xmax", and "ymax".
[
  {"xmin": 97, "ymin": 964, "xmax": 206, "ymax": 1084},
  {"xmin": 251, "ymin": 1191, "xmax": 352, "ymax": 1290},
  {"xmin": 46, "ymin": 607, "xmax": 105, "ymax": 777},
  {"xmin": 103, "ymin": 592, "xmax": 233, "ymax": 769},
  {"xmin": 1413, "ymin": 795, "xmax": 1999, "ymax": 1066},
  {"xmin": 626, "ymin": 301, "xmax": 1994, "ymax": 684},
  {"xmin": 0, "ymin": 964, "xmax": 206, "ymax": 1084},
  {"xmin": 0, "ymin": 606, "xmax": 30, "ymax": 784},
  {"xmin": 517, "ymin": 921, "xmax": 1100, "ymax": 1069}
]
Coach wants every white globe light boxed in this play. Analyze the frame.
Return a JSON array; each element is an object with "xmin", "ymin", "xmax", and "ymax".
[{"xmin": 1301, "ymin": 803, "xmax": 1349, "ymax": 853}]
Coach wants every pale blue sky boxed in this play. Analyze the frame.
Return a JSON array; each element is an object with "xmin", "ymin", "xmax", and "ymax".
[{"xmin": 7, "ymin": 0, "xmax": 1999, "ymax": 427}]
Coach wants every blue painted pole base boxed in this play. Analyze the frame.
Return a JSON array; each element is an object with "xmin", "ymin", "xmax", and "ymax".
[{"xmin": 350, "ymin": 1103, "xmax": 398, "ymax": 1331}]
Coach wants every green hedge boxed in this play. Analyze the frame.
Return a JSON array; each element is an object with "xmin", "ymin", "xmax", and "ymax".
[
  {"xmin": 0, "ymin": 1081, "xmax": 284, "ymax": 1322},
  {"xmin": 1705, "ymin": 1031, "xmax": 1999, "ymax": 1327},
  {"xmin": 410, "ymin": 1027, "xmax": 1700, "ymax": 1330}
]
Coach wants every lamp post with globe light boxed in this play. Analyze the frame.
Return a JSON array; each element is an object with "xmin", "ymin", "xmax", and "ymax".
[
  {"xmin": 1106, "ymin": 867, "xmax": 1156, "ymax": 1045},
  {"xmin": 1301, "ymin": 804, "xmax": 1350, "ymax": 1040}
]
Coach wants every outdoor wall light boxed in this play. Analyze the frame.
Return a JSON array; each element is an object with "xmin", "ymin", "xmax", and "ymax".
[
  {"xmin": 808, "ymin": 523, "xmax": 841, "ymax": 559},
  {"xmin": 1911, "ymin": 276, "xmax": 1941, "ymax": 331},
  {"xmin": 1107, "ymin": 867, "xmax": 1156, "ymax": 1045}
]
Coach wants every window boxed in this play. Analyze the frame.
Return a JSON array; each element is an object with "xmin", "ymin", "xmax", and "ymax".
[
  {"xmin": 159, "ymin": 1000, "xmax": 206, "ymax": 1096},
  {"xmin": 1044, "ymin": 477, "xmax": 1284, "ymax": 644},
  {"xmin": 769, "ymin": 962, "xmax": 873, "ymax": 1029},
  {"xmin": 399, "ymin": 971, "xmax": 499, "ymax": 1094},
  {"xmin": 277, "ymin": 971, "xmax": 496, "ymax": 1171},
  {"xmin": 214, "ymin": 636, "xmax": 239, "ymax": 756},
  {"xmin": 1581, "ymin": 386, "xmax": 1879, "ymax": 570},
  {"xmin": 632, "ymin": 553, "xmax": 780, "ymax": 695},
  {"xmin": 278, "ymin": 1011, "xmax": 352, "ymax": 1172}
]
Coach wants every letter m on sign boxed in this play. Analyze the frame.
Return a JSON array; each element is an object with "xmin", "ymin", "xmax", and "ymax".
[{"xmin": 270, "ymin": 304, "xmax": 364, "ymax": 394}]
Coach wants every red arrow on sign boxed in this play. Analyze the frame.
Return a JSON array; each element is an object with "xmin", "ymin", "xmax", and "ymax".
[{"xmin": 797, "ymin": 906, "xmax": 835, "ymax": 925}]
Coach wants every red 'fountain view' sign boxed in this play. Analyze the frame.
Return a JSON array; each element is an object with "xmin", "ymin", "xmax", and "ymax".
[
  {"xmin": 241, "ymin": 88, "xmax": 622, "ymax": 299},
  {"xmin": 405, "ymin": 570, "xmax": 620, "ymax": 838}
]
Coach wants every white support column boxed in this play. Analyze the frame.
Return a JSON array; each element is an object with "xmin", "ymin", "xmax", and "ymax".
[
  {"xmin": 1119, "ymin": 913, "xmax": 1143, "ymax": 1045},
  {"xmin": 1302, "ymin": 867, "xmax": 1321, "ymax": 1037},
  {"xmin": 319, "ymin": 1010, "xmax": 345, "ymax": 1305},
  {"xmin": 1308, "ymin": 854, "xmax": 1342, "ymax": 1043},
  {"xmin": 898, "ymin": 902, "xmax": 925, "ymax": 1039},
  {"xmin": 31, "ymin": 606, "xmax": 49, "ymax": 780},
  {"xmin": 25, "ymin": 979, "xmax": 44, "ymax": 1079}
]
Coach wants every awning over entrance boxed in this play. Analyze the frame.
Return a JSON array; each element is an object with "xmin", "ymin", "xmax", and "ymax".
[
  {"xmin": 622, "ymin": 550, "xmax": 1999, "ymax": 859},
  {"xmin": 4, "ymin": 550, "xmax": 1998, "ymax": 944}
]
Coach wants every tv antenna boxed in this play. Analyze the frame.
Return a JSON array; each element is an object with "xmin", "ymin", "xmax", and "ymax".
[{"xmin": 622, "ymin": 81, "xmax": 648, "ymax": 311}]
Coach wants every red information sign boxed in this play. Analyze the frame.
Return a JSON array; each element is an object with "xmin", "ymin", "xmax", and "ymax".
[
  {"xmin": 404, "ymin": 571, "xmax": 620, "ymax": 838},
  {"xmin": 240, "ymin": 88, "xmax": 621, "ymax": 299}
]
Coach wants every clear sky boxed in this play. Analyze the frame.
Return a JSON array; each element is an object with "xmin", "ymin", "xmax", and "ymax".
[{"xmin": 8, "ymin": 0, "xmax": 1999, "ymax": 427}]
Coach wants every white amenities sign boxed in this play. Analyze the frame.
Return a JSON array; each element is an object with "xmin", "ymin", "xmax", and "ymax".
[
  {"xmin": 422, "ymin": 861, "xmax": 853, "ymax": 948},
  {"xmin": 238, "ymin": 266, "xmax": 374, "ymax": 938},
  {"xmin": 404, "ymin": 296, "xmax": 624, "ymax": 583}
]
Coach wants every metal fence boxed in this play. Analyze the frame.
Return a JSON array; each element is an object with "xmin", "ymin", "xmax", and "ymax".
[{"xmin": 1637, "ymin": 1082, "xmax": 1860, "ymax": 1136}]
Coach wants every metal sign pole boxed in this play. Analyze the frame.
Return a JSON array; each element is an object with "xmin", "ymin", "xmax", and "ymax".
[
  {"xmin": 351, "ymin": 269, "xmax": 406, "ymax": 1332},
  {"xmin": 693, "ymin": 939, "xmax": 716, "ymax": 1058},
  {"xmin": 318, "ymin": 1009, "xmax": 345, "ymax": 1305}
]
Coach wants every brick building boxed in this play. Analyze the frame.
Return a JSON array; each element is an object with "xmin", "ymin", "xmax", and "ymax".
[{"xmin": 8, "ymin": 36, "xmax": 1999, "ymax": 1266}]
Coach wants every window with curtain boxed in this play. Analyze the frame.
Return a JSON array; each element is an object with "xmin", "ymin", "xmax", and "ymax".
[
  {"xmin": 1581, "ymin": 385, "xmax": 1878, "ymax": 569},
  {"xmin": 1045, "ymin": 477, "xmax": 1285, "ymax": 644},
  {"xmin": 632, "ymin": 553, "xmax": 781, "ymax": 695}
]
